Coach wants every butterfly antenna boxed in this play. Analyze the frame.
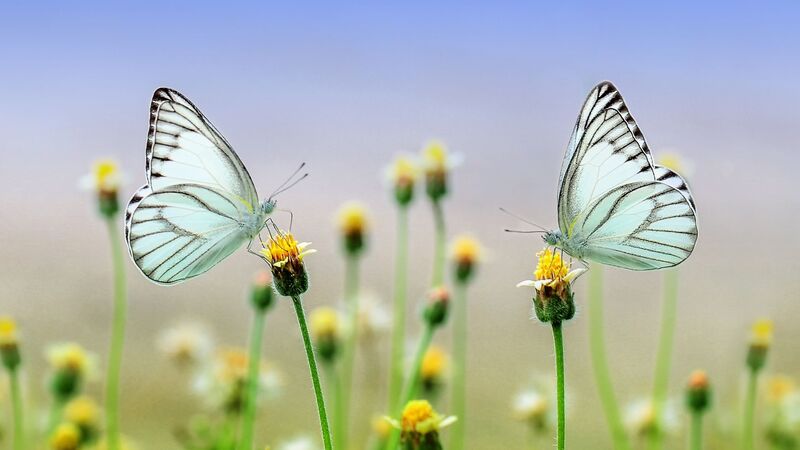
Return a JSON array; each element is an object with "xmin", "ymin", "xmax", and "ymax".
[
  {"xmin": 268, "ymin": 162, "xmax": 308, "ymax": 199},
  {"xmin": 498, "ymin": 207, "xmax": 549, "ymax": 232},
  {"xmin": 271, "ymin": 172, "xmax": 308, "ymax": 198},
  {"xmin": 504, "ymin": 228, "xmax": 546, "ymax": 234}
]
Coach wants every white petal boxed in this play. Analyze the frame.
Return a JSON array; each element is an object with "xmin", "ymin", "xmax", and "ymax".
[
  {"xmin": 564, "ymin": 268, "xmax": 587, "ymax": 283},
  {"xmin": 516, "ymin": 280, "xmax": 536, "ymax": 288}
]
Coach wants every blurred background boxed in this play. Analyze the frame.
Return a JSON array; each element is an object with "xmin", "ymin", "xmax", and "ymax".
[{"xmin": 1, "ymin": 1, "xmax": 799, "ymax": 448}]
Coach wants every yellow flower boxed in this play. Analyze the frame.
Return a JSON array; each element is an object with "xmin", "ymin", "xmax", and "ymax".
[
  {"xmin": 398, "ymin": 400, "xmax": 456, "ymax": 435},
  {"xmin": 80, "ymin": 158, "xmax": 124, "ymax": 194},
  {"xmin": 310, "ymin": 307, "xmax": 340, "ymax": 340},
  {"xmin": 767, "ymin": 375, "xmax": 797, "ymax": 404},
  {"xmin": 625, "ymin": 398, "xmax": 679, "ymax": 438},
  {"xmin": 372, "ymin": 415, "xmax": 393, "ymax": 440},
  {"xmin": 194, "ymin": 347, "xmax": 283, "ymax": 412},
  {"xmin": 421, "ymin": 140, "xmax": 454, "ymax": 174},
  {"xmin": 451, "ymin": 235, "xmax": 481, "ymax": 265},
  {"xmin": 0, "ymin": 316, "xmax": 18, "ymax": 346},
  {"xmin": 65, "ymin": 395, "xmax": 100, "ymax": 428},
  {"xmin": 420, "ymin": 345, "xmax": 448, "ymax": 382},
  {"xmin": 513, "ymin": 389, "xmax": 550, "ymax": 428},
  {"xmin": 337, "ymin": 202, "xmax": 369, "ymax": 236},
  {"xmin": 387, "ymin": 155, "xmax": 419, "ymax": 187},
  {"xmin": 750, "ymin": 318, "xmax": 773, "ymax": 348},
  {"xmin": 687, "ymin": 370, "xmax": 709, "ymax": 390},
  {"xmin": 260, "ymin": 232, "xmax": 315, "ymax": 269},
  {"xmin": 47, "ymin": 343, "xmax": 95, "ymax": 377},
  {"xmin": 51, "ymin": 423, "xmax": 81, "ymax": 450},
  {"xmin": 516, "ymin": 248, "xmax": 585, "ymax": 292},
  {"xmin": 657, "ymin": 152, "xmax": 693, "ymax": 178}
]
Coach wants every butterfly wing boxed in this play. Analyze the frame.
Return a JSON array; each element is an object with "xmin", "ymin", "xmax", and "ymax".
[
  {"xmin": 573, "ymin": 181, "xmax": 697, "ymax": 270},
  {"xmin": 125, "ymin": 184, "xmax": 251, "ymax": 285},
  {"xmin": 125, "ymin": 88, "xmax": 262, "ymax": 285},
  {"xmin": 557, "ymin": 82, "xmax": 697, "ymax": 269}
]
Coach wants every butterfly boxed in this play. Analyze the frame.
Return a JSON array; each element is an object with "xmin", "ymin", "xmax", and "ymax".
[
  {"xmin": 125, "ymin": 88, "xmax": 301, "ymax": 285},
  {"xmin": 540, "ymin": 81, "xmax": 697, "ymax": 270}
]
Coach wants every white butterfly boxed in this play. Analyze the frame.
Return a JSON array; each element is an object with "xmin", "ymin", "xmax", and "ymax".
[
  {"xmin": 125, "ymin": 88, "xmax": 292, "ymax": 285},
  {"xmin": 543, "ymin": 81, "xmax": 698, "ymax": 270}
]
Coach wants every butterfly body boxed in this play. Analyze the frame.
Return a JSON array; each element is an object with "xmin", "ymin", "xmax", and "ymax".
[
  {"xmin": 125, "ymin": 88, "xmax": 276, "ymax": 285},
  {"xmin": 546, "ymin": 82, "xmax": 698, "ymax": 271}
]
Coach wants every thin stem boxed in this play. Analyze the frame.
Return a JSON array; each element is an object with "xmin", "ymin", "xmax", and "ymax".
[
  {"xmin": 588, "ymin": 266, "xmax": 631, "ymax": 450},
  {"xmin": 431, "ymin": 200, "xmax": 446, "ymax": 287},
  {"xmin": 451, "ymin": 281, "xmax": 468, "ymax": 450},
  {"xmin": 327, "ymin": 364, "xmax": 346, "ymax": 450},
  {"xmin": 690, "ymin": 412, "xmax": 703, "ymax": 450},
  {"xmin": 340, "ymin": 253, "xmax": 361, "ymax": 450},
  {"xmin": 105, "ymin": 216, "xmax": 128, "ymax": 450},
  {"xmin": 10, "ymin": 368, "xmax": 24, "ymax": 450},
  {"xmin": 292, "ymin": 295, "xmax": 334, "ymax": 450},
  {"xmin": 553, "ymin": 322, "xmax": 566, "ymax": 450},
  {"xmin": 385, "ymin": 323, "xmax": 436, "ymax": 450},
  {"xmin": 239, "ymin": 308, "xmax": 267, "ymax": 450},
  {"xmin": 647, "ymin": 268, "xmax": 679, "ymax": 450},
  {"xmin": 388, "ymin": 206, "xmax": 410, "ymax": 412},
  {"xmin": 743, "ymin": 367, "xmax": 759, "ymax": 450},
  {"xmin": 46, "ymin": 398, "xmax": 66, "ymax": 437}
]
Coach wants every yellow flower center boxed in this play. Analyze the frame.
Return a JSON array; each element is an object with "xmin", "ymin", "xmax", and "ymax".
[
  {"xmin": 65, "ymin": 396, "xmax": 100, "ymax": 426},
  {"xmin": 51, "ymin": 423, "xmax": 81, "ymax": 450},
  {"xmin": 750, "ymin": 318, "xmax": 773, "ymax": 347},
  {"xmin": 422, "ymin": 140, "xmax": 448, "ymax": 172},
  {"xmin": 452, "ymin": 236, "xmax": 480, "ymax": 265},
  {"xmin": 767, "ymin": 375, "xmax": 796, "ymax": 403},
  {"xmin": 218, "ymin": 348, "xmax": 250, "ymax": 381},
  {"xmin": 337, "ymin": 202, "xmax": 368, "ymax": 235},
  {"xmin": 310, "ymin": 307, "xmax": 340, "ymax": 338},
  {"xmin": 0, "ymin": 316, "xmax": 18, "ymax": 345},
  {"xmin": 421, "ymin": 346, "xmax": 447, "ymax": 380},
  {"xmin": 401, "ymin": 400, "xmax": 439, "ymax": 433},
  {"xmin": 92, "ymin": 159, "xmax": 121, "ymax": 192},
  {"xmin": 657, "ymin": 153, "xmax": 685, "ymax": 175},
  {"xmin": 49, "ymin": 343, "xmax": 89, "ymax": 373},
  {"xmin": 534, "ymin": 249, "xmax": 568, "ymax": 281},
  {"xmin": 260, "ymin": 232, "xmax": 312, "ymax": 267},
  {"xmin": 391, "ymin": 156, "xmax": 418, "ymax": 184}
]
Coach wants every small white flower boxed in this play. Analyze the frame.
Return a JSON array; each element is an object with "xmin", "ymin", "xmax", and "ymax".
[
  {"xmin": 157, "ymin": 322, "xmax": 214, "ymax": 367},
  {"xmin": 277, "ymin": 436, "xmax": 320, "ymax": 450}
]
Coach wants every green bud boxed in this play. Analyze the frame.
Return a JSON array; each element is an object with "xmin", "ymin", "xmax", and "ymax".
[
  {"xmin": 272, "ymin": 267, "xmax": 309, "ymax": 298},
  {"xmin": 250, "ymin": 274, "xmax": 275, "ymax": 312},
  {"xmin": 343, "ymin": 232, "xmax": 366, "ymax": 256},
  {"xmin": 424, "ymin": 287, "xmax": 450, "ymax": 328},
  {"xmin": 686, "ymin": 370, "xmax": 712, "ymax": 414},
  {"xmin": 426, "ymin": 173, "xmax": 447, "ymax": 202},
  {"xmin": 1, "ymin": 344, "xmax": 21, "ymax": 371},
  {"xmin": 747, "ymin": 344, "xmax": 769, "ymax": 372},
  {"xmin": 51, "ymin": 369, "xmax": 81, "ymax": 402},
  {"xmin": 532, "ymin": 283, "xmax": 575, "ymax": 325},
  {"xmin": 395, "ymin": 182, "xmax": 414, "ymax": 206},
  {"xmin": 98, "ymin": 191, "xmax": 119, "ymax": 218}
]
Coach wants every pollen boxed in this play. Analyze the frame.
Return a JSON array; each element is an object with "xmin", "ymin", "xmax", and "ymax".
[
  {"xmin": 260, "ymin": 232, "xmax": 315, "ymax": 268},
  {"xmin": 535, "ymin": 249, "xmax": 569, "ymax": 281},
  {"xmin": 401, "ymin": 399, "xmax": 438, "ymax": 433}
]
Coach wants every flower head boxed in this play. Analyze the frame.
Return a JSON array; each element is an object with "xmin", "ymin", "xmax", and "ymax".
[
  {"xmin": 157, "ymin": 322, "xmax": 214, "ymax": 368},
  {"xmin": 517, "ymin": 248, "xmax": 585, "ymax": 324},
  {"xmin": 250, "ymin": 269, "xmax": 276, "ymax": 311},
  {"xmin": 310, "ymin": 306, "xmax": 341, "ymax": 363},
  {"xmin": 259, "ymin": 231, "xmax": 315, "ymax": 297},
  {"xmin": 451, "ymin": 235, "xmax": 482, "ymax": 283},
  {"xmin": 51, "ymin": 423, "xmax": 81, "ymax": 450},
  {"xmin": 767, "ymin": 375, "xmax": 797, "ymax": 404},
  {"xmin": 421, "ymin": 140, "xmax": 459, "ymax": 202},
  {"xmin": 356, "ymin": 293, "xmax": 392, "ymax": 339},
  {"xmin": 64, "ymin": 395, "xmax": 101, "ymax": 443},
  {"xmin": 747, "ymin": 318, "xmax": 773, "ymax": 371},
  {"xmin": 389, "ymin": 399, "xmax": 456, "ymax": 449},
  {"xmin": 764, "ymin": 376, "xmax": 800, "ymax": 447},
  {"xmin": 276, "ymin": 436, "xmax": 319, "ymax": 450},
  {"xmin": 194, "ymin": 347, "xmax": 283, "ymax": 413},
  {"xmin": 686, "ymin": 370, "xmax": 712, "ymax": 413},
  {"xmin": 420, "ymin": 345, "xmax": 448, "ymax": 393},
  {"xmin": 372, "ymin": 415, "xmax": 393, "ymax": 441},
  {"xmin": 337, "ymin": 202, "xmax": 369, "ymax": 255},
  {"xmin": 80, "ymin": 158, "xmax": 125, "ymax": 217},
  {"xmin": 47, "ymin": 342, "xmax": 97, "ymax": 401},
  {"xmin": 423, "ymin": 286, "xmax": 450, "ymax": 328},
  {"xmin": 0, "ymin": 316, "xmax": 21, "ymax": 371},
  {"xmin": 625, "ymin": 397, "xmax": 679, "ymax": 439},
  {"xmin": 386, "ymin": 155, "xmax": 419, "ymax": 205}
]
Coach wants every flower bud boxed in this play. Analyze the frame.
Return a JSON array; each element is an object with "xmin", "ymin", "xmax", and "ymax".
[
  {"xmin": 65, "ymin": 396, "xmax": 101, "ymax": 444},
  {"xmin": 250, "ymin": 270, "xmax": 275, "ymax": 311},
  {"xmin": 421, "ymin": 141, "xmax": 454, "ymax": 203},
  {"xmin": 423, "ymin": 287, "xmax": 450, "ymax": 328},
  {"xmin": 747, "ymin": 319, "xmax": 773, "ymax": 372},
  {"xmin": 420, "ymin": 346, "xmax": 448, "ymax": 394},
  {"xmin": 310, "ymin": 307, "xmax": 341, "ymax": 364},
  {"xmin": 47, "ymin": 343, "xmax": 96, "ymax": 402},
  {"xmin": 337, "ymin": 202, "xmax": 368, "ymax": 256},
  {"xmin": 80, "ymin": 159, "xmax": 124, "ymax": 219},
  {"xmin": 686, "ymin": 370, "xmax": 711, "ymax": 414},
  {"xmin": 387, "ymin": 155, "xmax": 418, "ymax": 207},
  {"xmin": 451, "ymin": 235, "xmax": 481, "ymax": 284},
  {"xmin": 50, "ymin": 423, "xmax": 81, "ymax": 450},
  {"xmin": 393, "ymin": 399, "xmax": 456, "ymax": 450},
  {"xmin": 0, "ymin": 316, "xmax": 21, "ymax": 371},
  {"xmin": 517, "ymin": 249, "xmax": 584, "ymax": 325},
  {"xmin": 259, "ymin": 232, "xmax": 315, "ymax": 297}
]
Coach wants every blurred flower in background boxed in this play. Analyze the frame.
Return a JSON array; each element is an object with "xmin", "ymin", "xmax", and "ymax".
[
  {"xmin": 625, "ymin": 397, "xmax": 679, "ymax": 439},
  {"xmin": 193, "ymin": 348, "xmax": 283, "ymax": 413},
  {"xmin": 46, "ymin": 342, "xmax": 97, "ymax": 402},
  {"xmin": 420, "ymin": 345, "xmax": 449, "ymax": 395},
  {"xmin": 657, "ymin": 151, "xmax": 694, "ymax": 179},
  {"xmin": 157, "ymin": 322, "xmax": 214, "ymax": 368},
  {"xmin": 275, "ymin": 435, "xmax": 320, "ymax": 450},
  {"xmin": 385, "ymin": 154, "xmax": 419, "ymax": 206},
  {"xmin": 765, "ymin": 375, "xmax": 800, "ymax": 449}
]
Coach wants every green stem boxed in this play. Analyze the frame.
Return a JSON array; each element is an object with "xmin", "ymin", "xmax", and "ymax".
[
  {"xmin": 239, "ymin": 308, "xmax": 267, "ymax": 450},
  {"xmin": 451, "ymin": 281, "xmax": 468, "ymax": 450},
  {"xmin": 388, "ymin": 206, "xmax": 410, "ymax": 412},
  {"xmin": 292, "ymin": 296, "xmax": 334, "ymax": 450},
  {"xmin": 10, "ymin": 368, "xmax": 24, "ymax": 450},
  {"xmin": 385, "ymin": 323, "xmax": 436, "ymax": 450},
  {"xmin": 647, "ymin": 268, "xmax": 679, "ymax": 450},
  {"xmin": 327, "ymin": 364, "xmax": 346, "ymax": 450},
  {"xmin": 47, "ymin": 397, "xmax": 66, "ymax": 437},
  {"xmin": 553, "ymin": 322, "xmax": 566, "ymax": 450},
  {"xmin": 340, "ymin": 254, "xmax": 361, "ymax": 450},
  {"xmin": 588, "ymin": 266, "xmax": 631, "ymax": 450},
  {"xmin": 431, "ymin": 200, "xmax": 446, "ymax": 287},
  {"xmin": 743, "ymin": 367, "xmax": 759, "ymax": 450},
  {"xmin": 690, "ymin": 412, "xmax": 703, "ymax": 450},
  {"xmin": 105, "ymin": 216, "xmax": 128, "ymax": 450}
]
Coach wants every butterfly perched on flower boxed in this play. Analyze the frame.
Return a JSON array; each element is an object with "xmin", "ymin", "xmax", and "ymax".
[
  {"xmin": 540, "ymin": 82, "xmax": 697, "ymax": 270},
  {"xmin": 125, "ymin": 89, "xmax": 303, "ymax": 284}
]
